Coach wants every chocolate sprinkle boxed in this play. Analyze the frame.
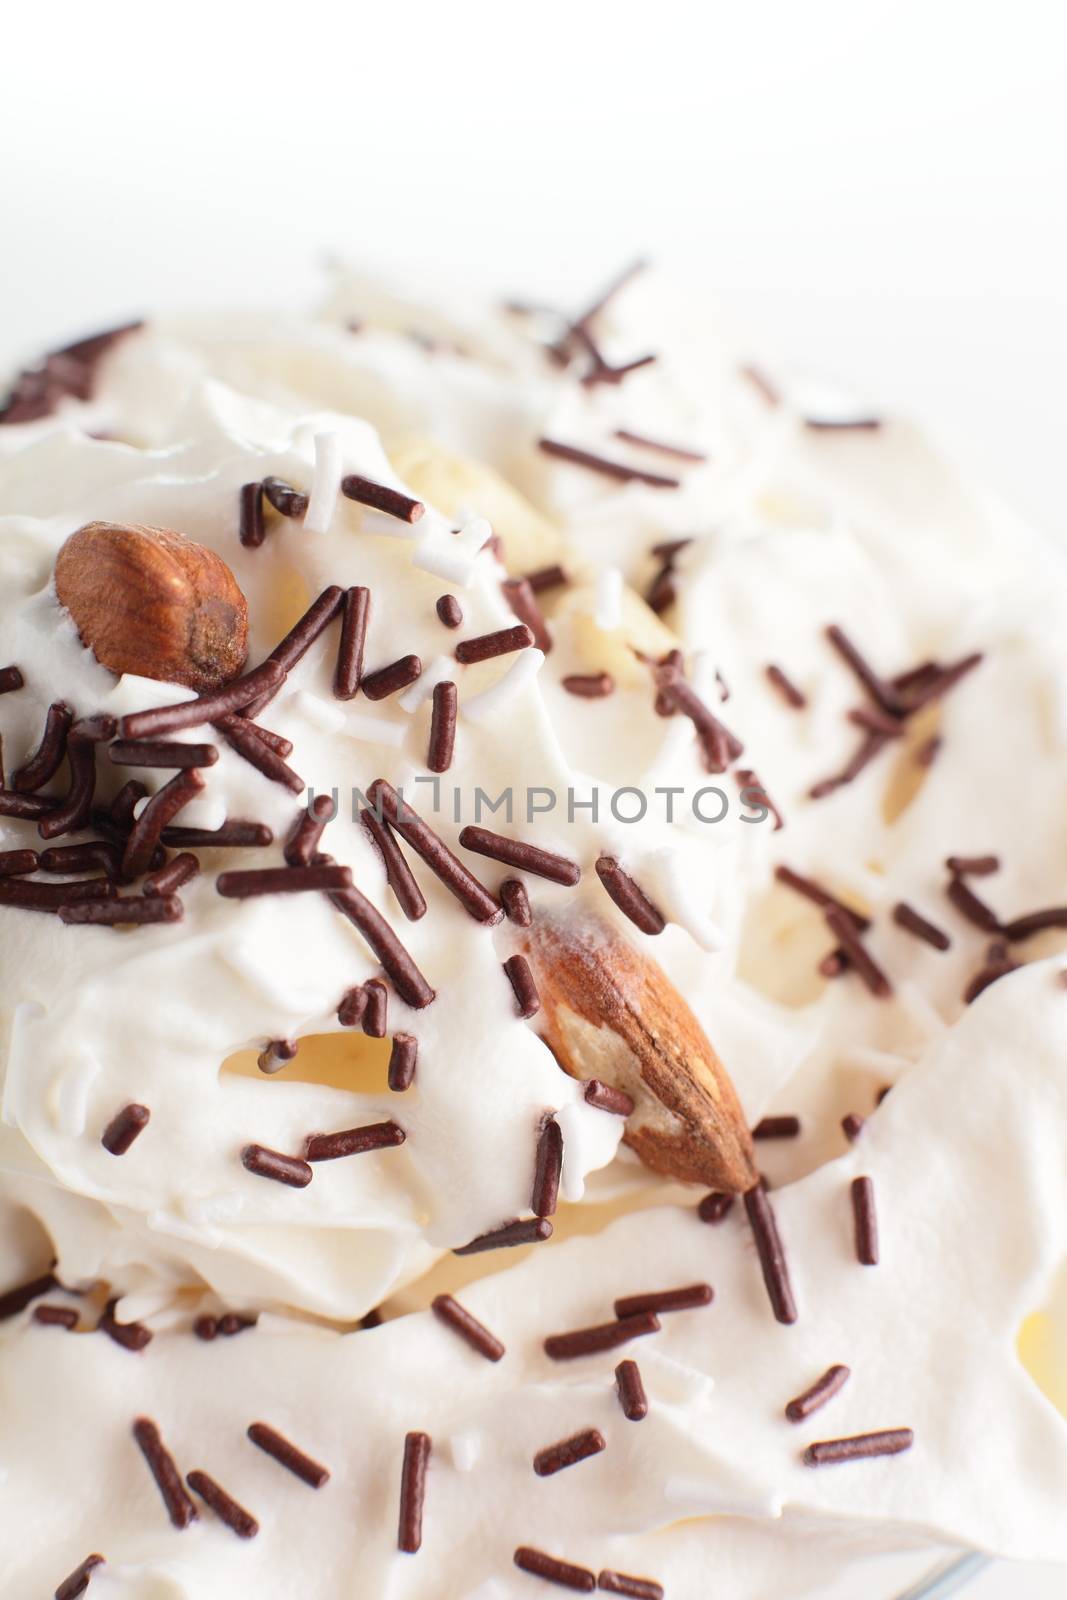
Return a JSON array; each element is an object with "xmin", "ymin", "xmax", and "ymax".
[
  {"xmin": 583, "ymin": 1079, "xmax": 635, "ymax": 1116},
  {"xmin": 216, "ymin": 863, "xmax": 351, "ymax": 897},
  {"xmin": 120, "ymin": 769, "xmax": 205, "ymax": 878},
  {"xmin": 101, "ymin": 1103, "xmax": 150, "ymax": 1155},
  {"xmin": 362, "ymin": 654, "xmax": 423, "ymax": 701},
  {"xmin": 515, "ymin": 1548, "xmax": 595, "ymax": 1592},
  {"xmin": 502, "ymin": 578, "xmax": 552, "ymax": 654},
  {"xmin": 305, "ymin": 1120, "xmax": 406, "ymax": 1162},
  {"xmin": 241, "ymin": 1144, "xmax": 313, "ymax": 1188},
  {"xmin": 946, "ymin": 854, "xmax": 999, "ymax": 877},
  {"xmin": 614, "ymin": 1283, "xmax": 713, "ymax": 1319},
  {"xmin": 286, "ymin": 794, "xmax": 336, "ymax": 869},
  {"xmin": 455, "ymin": 624, "xmax": 534, "ymax": 665},
  {"xmin": 258, "ymin": 1039, "xmax": 298, "ymax": 1074},
  {"xmin": 242, "ymin": 588, "xmax": 345, "ymax": 718},
  {"xmin": 753, "ymin": 1115, "xmax": 801, "ymax": 1140},
  {"xmin": 362, "ymin": 978, "xmax": 389, "ymax": 1037},
  {"xmin": 120, "ymin": 659, "xmax": 286, "ymax": 740},
  {"xmin": 427, "ymin": 680, "xmax": 458, "ymax": 773},
  {"xmin": 774, "ymin": 865, "xmax": 870, "ymax": 930},
  {"xmin": 342, "ymin": 474, "xmax": 424, "ymax": 523},
  {"xmin": 808, "ymin": 729, "xmax": 893, "ymax": 801},
  {"xmin": 697, "ymin": 1192, "xmax": 735, "ymax": 1224},
  {"xmin": 743, "ymin": 1184, "xmax": 798, "ymax": 1325},
  {"xmin": 454, "ymin": 1217, "xmax": 553, "ymax": 1256},
  {"xmin": 0, "ymin": 847, "xmax": 41, "ymax": 876},
  {"xmin": 765, "ymin": 664, "xmax": 807, "ymax": 709},
  {"xmin": 525, "ymin": 564, "xmax": 568, "ymax": 594},
  {"xmin": 598, "ymin": 1573, "xmax": 664, "ymax": 1599},
  {"xmin": 13, "ymin": 701, "xmax": 73, "ymax": 792},
  {"xmin": 501, "ymin": 877, "xmax": 532, "ymax": 925},
  {"xmin": 654, "ymin": 665, "xmax": 743, "ymax": 771},
  {"xmin": 505, "ymin": 953, "xmax": 541, "ymax": 1020},
  {"xmin": 61, "ymin": 895, "xmax": 181, "ymax": 927},
  {"xmin": 108, "ymin": 739, "xmax": 218, "ymax": 768},
  {"xmin": 238, "ymin": 481, "xmax": 266, "ymax": 548},
  {"xmin": 360, "ymin": 807, "xmax": 427, "ymax": 920},
  {"xmin": 531, "ymin": 1117, "xmax": 562, "ymax": 1216},
  {"xmin": 431, "ymin": 1293, "xmax": 505, "ymax": 1361},
  {"xmin": 398, "ymin": 1431, "xmax": 431, "ymax": 1553},
  {"xmin": 842, "ymin": 1113, "xmax": 866, "ymax": 1142},
  {"xmin": 614, "ymin": 428, "xmax": 705, "ymax": 462},
  {"xmin": 538, "ymin": 437, "xmax": 680, "ymax": 489},
  {"xmin": 262, "ymin": 476, "xmax": 309, "ymax": 518},
  {"xmin": 0, "ymin": 666, "xmax": 24, "ymax": 695},
  {"xmin": 388, "ymin": 1033, "xmax": 419, "ymax": 1092},
  {"xmin": 946, "ymin": 875, "xmax": 1001, "ymax": 933},
  {"xmin": 533, "ymin": 1427, "xmax": 606, "ymax": 1477},
  {"xmin": 100, "ymin": 1299, "xmax": 153, "ymax": 1352},
  {"xmin": 186, "ymin": 1469, "xmax": 259, "ymax": 1539},
  {"xmin": 368, "ymin": 780, "xmax": 501, "ymax": 924},
  {"xmin": 1, "ymin": 1269, "xmax": 58, "ymax": 1320},
  {"xmin": 247, "ymin": 1422, "xmax": 329, "ymax": 1488},
  {"xmin": 892, "ymin": 901, "xmax": 950, "ymax": 950},
  {"xmin": 615, "ymin": 1358, "xmax": 648, "ymax": 1421},
  {"xmin": 132, "ymin": 1417, "xmax": 198, "ymax": 1528},
  {"xmin": 825, "ymin": 906, "xmax": 892, "ymax": 998},
  {"xmin": 0, "ymin": 789, "xmax": 61, "ymax": 821},
  {"xmin": 562, "ymin": 672, "xmax": 615, "ymax": 698},
  {"xmin": 334, "ymin": 585, "xmax": 371, "ymax": 699},
  {"xmin": 327, "ymin": 874, "xmax": 436, "ymax": 1009},
  {"xmin": 54, "ymin": 1553, "xmax": 105, "ymax": 1599},
  {"xmin": 851, "ymin": 1175, "xmax": 879, "ymax": 1265},
  {"xmin": 36, "ymin": 728, "xmax": 99, "ymax": 841},
  {"xmin": 1001, "ymin": 907, "xmax": 1067, "ymax": 942},
  {"xmin": 544, "ymin": 1311, "xmax": 660, "ymax": 1361},
  {"xmin": 824, "ymin": 625, "xmax": 904, "ymax": 718},
  {"xmin": 33, "ymin": 1303, "xmax": 79, "ymax": 1330},
  {"xmin": 804, "ymin": 1428, "xmax": 913, "ymax": 1466},
  {"xmin": 594, "ymin": 856, "xmax": 665, "ymax": 935},
  {"xmin": 460, "ymin": 825, "xmax": 580, "ymax": 887},
  {"xmin": 216, "ymin": 715, "xmax": 304, "ymax": 793},
  {"xmin": 163, "ymin": 819, "xmax": 273, "ymax": 849},
  {"xmin": 436, "ymin": 593, "xmax": 463, "ymax": 628},
  {"xmin": 1, "ymin": 876, "xmax": 114, "ymax": 914},
  {"xmin": 786, "ymin": 1363, "xmax": 851, "ymax": 1422}
]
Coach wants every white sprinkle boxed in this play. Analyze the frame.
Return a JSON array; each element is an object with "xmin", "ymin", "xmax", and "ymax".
[
  {"xmin": 448, "ymin": 1431, "xmax": 482, "ymax": 1473},
  {"xmin": 304, "ymin": 431, "xmax": 343, "ymax": 535},
  {"xmin": 461, "ymin": 649, "xmax": 545, "ymax": 723},
  {"xmin": 293, "ymin": 689, "xmax": 346, "ymax": 734},
  {"xmin": 413, "ymin": 516, "xmax": 493, "ymax": 587},
  {"xmin": 398, "ymin": 654, "xmax": 453, "ymax": 713},
  {"xmin": 594, "ymin": 566, "xmax": 623, "ymax": 630},
  {"xmin": 342, "ymin": 712, "xmax": 408, "ymax": 749}
]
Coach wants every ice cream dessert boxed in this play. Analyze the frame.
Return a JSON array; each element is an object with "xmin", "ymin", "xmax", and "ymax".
[{"xmin": 2, "ymin": 264, "xmax": 1066, "ymax": 1599}]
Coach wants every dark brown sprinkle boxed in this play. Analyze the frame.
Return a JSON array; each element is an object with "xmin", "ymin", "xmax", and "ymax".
[
  {"xmin": 824, "ymin": 625, "xmax": 904, "ymax": 718},
  {"xmin": 1, "ymin": 875, "xmax": 114, "ymax": 914},
  {"xmin": 500, "ymin": 877, "xmax": 532, "ymax": 926},
  {"xmin": 461, "ymin": 825, "xmax": 580, "ymax": 887},
  {"xmin": 109, "ymin": 778, "xmax": 148, "ymax": 828},
  {"xmin": 525, "ymin": 564, "xmax": 568, "ymax": 595},
  {"xmin": 337, "ymin": 985, "xmax": 368, "ymax": 1027},
  {"xmin": 54, "ymin": 1553, "xmax": 105, "ymax": 1599},
  {"xmin": 945, "ymin": 854, "xmax": 1000, "ymax": 877},
  {"xmin": 805, "ymin": 415, "xmax": 882, "ymax": 432},
  {"xmin": 964, "ymin": 952, "xmax": 1020, "ymax": 1004},
  {"xmin": 0, "ymin": 788, "xmax": 61, "ymax": 820},
  {"xmin": 0, "ymin": 666, "xmax": 25, "ymax": 694},
  {"xmin": 765, "ymin": 664, "xmax": 807, "ymax": 709},
  {"xmin": 825, "ymin": 906, "xmax": 892, "ymax": 998},
  {"xmin": 841, "ymin": 1113, "xmax": 866, "ymax": 1142},
  {"xmin": 504, "ymin": 953, "xmax": 541, "ymax": 1020},
  {"xmin": 327, "ymin": 874, "xmax": 436, "ymax": 1009},
  {"xmin": 120, "ymin": 659, "xmax": 286, "ymax": 740},
  {"xmin": 217, "ymin": 863, "xmax": 351, "ymax": 898},
  {"xmin": 119, "ymin": 767, "xmax": 204, "ymax": 878},
  {"xmin": 583, "ymin": 1079, "xmax": 635, "ymax": 1116},
  {"xmin": 241, "ymin": 1144, "xmax": 313, "ymax": 1187},
  {"xmin": 774, "ymin": 865, "xmax": 871, "ymax": 931},
  {"xmin": 132, "ymin": 1417, "xmax": 197, "ymax": 1528},
  {"xmin": 809, "ymin": 729, "xmax": 893, "ymax": 801},
  {"xmin": 613, "ymin": 428, "xmax": 705, "ymax": 463},
  {"xmin": 33, "ymin": 1303, "xmax": 79, "ymax": 1329},
  {"xmin": 819, "ymin": 948, "xmax": 848, "ymax": 978},
  {"xmin": 193, "ymin": 1315, "xmax": 219, "ymax": 1340},
  {"xmin": 388, "ymin": 1033, "xmax": 419, "ymax": 1092},
  {"xmin": 186, "ymin": 1469, "xmax": 259, "ymax": 1538},
  {"xmin": 530, "ymin": 1116, "xmax": 562, "ymax": 1217},
  {"xmin": 426, "ymin": 680, "xmax": 458, "ymax": 774},
  {"xmin": 544, "ymin": 1310, "xmax": 660, "ymax": 1361},
  {"xmin": 654, "ymin": 665, "xmax": 743, "ymax": 771},
  {"xmin": 753, "ymin": 1116, "xmax": 801, "ymax": 1140},
  {"xmin": 735, "ymin": 769, "xmax": 784, "ymax": 831},
  {"xmin": 162, "ymin": 818, "xmax": 273, "ymax": 849},
  {"xmin": 362, "ymin": 978, "xmax": 389, "ymax": 1037},
  {"xmin": 502, "ymin": 577, "xmax": 552, "ymax": 654},
  {"xmin": 915, "ymin": 734, "xmax": 942, "ymax": 768},
  {"xmin": 595, "ymin": 855, "xmax": 665, "ymax": 935},
  {"xmin": 285, "ymin": 793, "xmax": 335, "ymax": 868},
  {"xmin": 876, "ymin": 1085, "xmax": 893, "ymax": 1106},
  {"xmin": 847, "ymin": 705, "xmax": 906, "ymax": 738},
  {"xmin": 901, "ymin": 651, "xmax": 983, "ymax": 714},
  {"xmin": 0, "ymin": 847, "xmax": 39, "ymax": 876},
  {"xmin": 430, "ymin": 1293, "xmax": 505, "ymax": 1361},
  {"xmin": 306, "ymin": 1120, "xmax": 406, "ymax": 1162},
  {"xmin": 562, "ymin": 672, "xmax": 615, "ymax": 699},
  {"xmin": 101, "ymin": 1103, "xmax": 150, "ymax": 1155},
  {"xmin": 219, "ymin": 1312, "xmax": 256, "ymax": 1336},
  {"xmin": 515, "ymin": 1548, "xmax": 595, "ymax": 1592},
  {"xmin": 36, "ymin": 731, "xmax": 99, "ymax": 841},
  {"xmin": 580, "ymin": 351, "xmax": 657, "ymax": 388},
  {"xmin": 12, "ymin": 701, "xmax": 74, "ymax": 792},
  {"xmin": 598, "ymin": 1573, "xmax": 664, "ymax": 1599},
  {"xmin": 262, "ymin": 475, "xmax": 309, "ymax": 518},
  {"xmin": 614, "ymin": 1358, "xmax": 649, "ymax": 1422},
  {"xmin": 533, "ymin": 1427, "xmax": 606, "ymax": 1477},
  {"xmin": 892, "ymin": 901, "xmax": 950, "ymax": 950},
  {"xmin": 361, "ymin": 1308, "xmax": 384, "ymax": 1330},
  {"xmin": 614, "ymin": 1283, "xmax": 713, "ymax": 1319},
  {"xmin": 368, "ymin": 779, "xmax": 502, "ymax": 924},
  {"xmin": 329, "ymin": 584, "xmax": 371, "ymax": 700},
  {"xmin": 61, "ymin": 893, "xmax": 183, "ymax": 928},
  {"xmin": 342, "ymin": 473, "xmax": 424, "ymax": 523},
  {"xmin": 946, "ymin": 875, "xmax": 1001, "ymax": 933},
  {"xmin": 454, "ymin": 1217, "xmax": 553, "ymax": 1256},
  {"xmin": 1002, "ymin": 907, "xmax": 1067, "ymax": 941},
  {"xmin": 258, "ymin": 1038, "xmax": 298, "ymax": 1074},
  {"xmin": 99, "ymin": 1299, "xmax": 153, "ymax": 1352},
  {"xmin": 397, "ymin": 1431, "xmax": 431, "ymax": 1553},
  {"xmin": 851, "ymin": 1175, "xmax": 879, "ymax": 1266},
  {"xmin": 360, "ymin": 806, "xmax": 427, "ymax": 921},
  {"xmin": 455, "ymin": 624, "xmax": 534, "ymax": 666},
  {"xmin": 238, "ymin": 481, "xmax": 266, "ymax": 548},
  {"xmin": 1, "ymin": 1269, "xmax": 58, "ymax": 1321},
  {"xmin": 247, "ymin": 1421, "xmax": 329, "ymax": 1488},
  {"xmin": 697, "ymin": 1191, "xmax": 735, "ymax": 1224},
  {"xmin": 361, "ymin": 654, "xmax": 423, "ymax": 701},
  {"xmin": 743, "ymin": 1184, "xmax": 798, "ymax": 1325},
  {"xmin": 785, "ymin": 1364, "xmax": 851, "ymax": 1423},
  {"xmin": 39, "ymin": 841, "xmax": 120, "ymax": 878},
  {"xmin": 242, "ymin": 587, "xmax": 345, "ymax": 718},
  {"xmin": 219, "ymin": 716, "xmax": 290, "ymax": 760},
  {"xmin": 740, "ymin": 364, "xmax": 781, "ymax": 406},
  {"xmin": 804, "ymin": 1428, "xmax": 913, "ymax": 1466},
  {"xmin": 144, "ymin": 851, "xmax": 200, "ymax": 898},
  {"xmin": 0, "ymin": 321, "xmax": 140, "ymax": 425},
  {"xmin": 216, "ymin": 713, "xmax": 304, "ymax": 793},
  {"xmin": 538, "ymin": 437, "xmax": 679, "ymax": 489}
]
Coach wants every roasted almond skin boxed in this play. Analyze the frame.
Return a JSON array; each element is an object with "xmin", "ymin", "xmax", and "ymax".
[
  {"xmin": 55, "ymin": 521, "xmax": 249, "ymax": 691},
  {"xmin": 525, "ymin": 910, "xmax": 758, "ymax": 1193}
]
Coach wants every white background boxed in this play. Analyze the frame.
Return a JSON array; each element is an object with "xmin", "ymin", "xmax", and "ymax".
[{"xmin": 3, "ymin": 3, "xmax": 1066, "ymax": 1593}]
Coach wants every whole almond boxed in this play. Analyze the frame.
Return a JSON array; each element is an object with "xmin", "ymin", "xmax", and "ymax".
[
  {"xmin": 55, "ymin": 521, "xmax": 249, "ymax": 691},
  {"xmin": 524, "ymin": 910, "xmax": 757, "ymax": 1192}
]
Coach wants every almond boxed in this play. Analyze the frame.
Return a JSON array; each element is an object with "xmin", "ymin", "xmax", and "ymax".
[
  {"xmin": 55, "ymin": 522, "xmax": 249, "ymax": 691},
  {"xmin": 524, "ymin": 909, "xmax": 757, "ymax": 1192}
]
